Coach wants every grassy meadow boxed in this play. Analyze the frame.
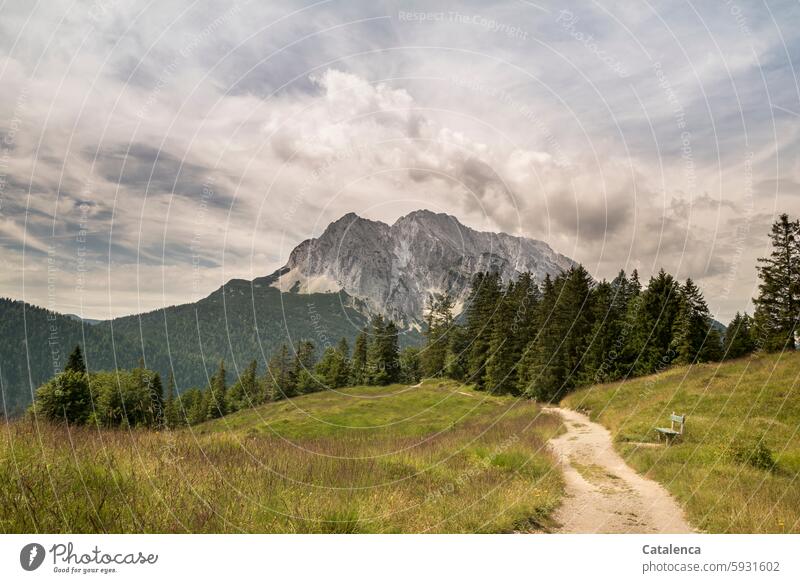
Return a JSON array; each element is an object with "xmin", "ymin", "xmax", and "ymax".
[
  {"xmin": 1, "ymin": 380, "xmax": 563, "ymax": 533},
  {"xmin": 562, "ymin": 351, "xmax": 800, "ymax": 533}
]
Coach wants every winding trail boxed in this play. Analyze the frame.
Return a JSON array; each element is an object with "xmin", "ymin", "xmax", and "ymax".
[{"xmin": 544, "ymin": 407, "xmax": 693, "ymax": 533}]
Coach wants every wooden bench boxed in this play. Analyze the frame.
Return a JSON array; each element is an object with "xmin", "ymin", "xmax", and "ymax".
[{"xmin": 655, "ymin": 413, "xmax": 686, "ymax": 445}]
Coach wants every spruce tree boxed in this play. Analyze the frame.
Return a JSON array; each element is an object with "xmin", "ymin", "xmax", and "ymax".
[
  {"xmin": 753, "ymin": 213, "xmax": 800, "ymax": 351},
  {"xmin": 267, "ymin": 344, "xmax": 295, "ymax": 400},
  {"xmin": 205, "ymin": 360, "xmax": 227, "ymax": 419},
  {"xmin": 444, "ymin": 324, "xmax": 469, "ymax": 381},
  {"xmin": 350, "ymin": 329, "xmax": 369, "ymax": 385},
  {"xmin": 421, "ymin": 293, "xmax": 455, "ymax": 377},
  {"xmin": 723, "ymin": 312, "xmax": 756, "ymax": 359},
  {"xmin": 485, "ymin": 281, "xmax": 520, "ymax": 394},
  {"xmin": 316, "ymin": 342, "xmax": 350, "ymax": 389},
  {"xmin": 164, "ymin": 371, "xmax": 179, "ymax": 428},
  {"xmin": 293, "ymin": 340, "xmax": 318, "ymax": 393},
  {"xmin": 671, "ymin": 278, "xmax": 713, "ymax": 364},
  {"xmin": 334, "ymin": 337, "xmax": 351, "ymax": 387},
  {"xmin": 464, "ymin": 271, "xmax": 502, "ymax": 390},
  {"xmin": 65, "ymin": 344, "xmax": 86, "ymax": 374},
  {"xmin": 628, "ymin": 269, "xmax": 681, "ymax": 375}
]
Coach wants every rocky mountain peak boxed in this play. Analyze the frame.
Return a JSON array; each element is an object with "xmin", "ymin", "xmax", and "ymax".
[{"xmin": 271, "ymin": 210, "xmax": 577, "ymax": 327}]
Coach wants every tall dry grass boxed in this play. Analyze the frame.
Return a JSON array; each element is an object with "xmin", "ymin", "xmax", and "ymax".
[{"xmin": 1, "ymin": 382, "xmax": 563, "ymax": 533}]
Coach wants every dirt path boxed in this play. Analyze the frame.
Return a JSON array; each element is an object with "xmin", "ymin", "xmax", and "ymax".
[{"xmin": 544, "ymin": 407, "xmax": 693, "ymax": 533}]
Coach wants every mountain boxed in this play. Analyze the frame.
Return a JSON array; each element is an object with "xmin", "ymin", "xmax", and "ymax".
[
  {"xmin": 0, "ymin": 210, "xmax": 575, "ymax": 416},
  {"xmin": 270, "ymin": 210, "xmax": 575, "ymax": 327}
]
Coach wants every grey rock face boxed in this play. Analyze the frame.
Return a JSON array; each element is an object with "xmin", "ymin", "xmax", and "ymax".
[{"xmin": 271, "ymin": 210, "xmax": 576, "ymax": 327}]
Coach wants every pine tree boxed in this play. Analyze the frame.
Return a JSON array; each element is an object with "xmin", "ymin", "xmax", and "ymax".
[
  {"xmin": 334, "ymin": 337, "xmax": 351, "ymax": 388},
  {"xmin": 628, "ymin": 269, "xmax": 681, "ymax": 375},
  {"xmin": 399, "ymin": 346, "xmax": 422, "ymax": 383},
  {"xmin": 485, "ymin": 281, "xmax": 520, "ymax": 394},
  {"xmin": 671, "ymin": 278, "xmax": 714, "ymax": 364},
  {"xmin": 188, "ymin": 388, "xmax": 208, "ymax": 425},
  {"xmin": 149, "ymin": 373, "xmax": 164, "ymax": 427},
  {"xmin": 723, "ymin": 312, "xmax": 756, "ymax": 359},
  {"xmin": 350, "ymin": 329, "xmax": 369, "ymax": 385},
  {"xmin": 464, "ymin": 271, "xmax": 502, "ymax": 390},
  {"xmin": 366, "ymin": 316, "xmax": 400, "ymax": 385},
  {"xmin": 164, "ymin": 371, "xmax": 180, "ymax": 428},
  {"xmin": 266, "ymin": 344, "xmax": 295, "ymax": 400},
  {"xmin": 228, "ymin": 359, "xmax": 259, "ymax": 412},
  {"xmin": 65, "ymin": 344, "xmax": 87, "ymax": 374},
  {"xmin": 444, "ymin": 324, "xmax": 469, "ymax": 381},
  {"xmin": 753, "ymin": 213, "xmax": 800, "ymax": 351},
  {"xmin": 205, "ymin": 360, "xmax": 227, "ymax": 419},
  {"xmin": 293, "ymin": 340, "xmax": 318, "ymax": 393},
  {"xmin": 520, "ymin": 266, "xmax": 594, "ymax": 400},
  {"xmin": 316, "ymin": 341, "xmax": 350, "ymax": 389},
  {"xmin": 421, "ymin": 293, "xmax": 455, "ymax": 377}
]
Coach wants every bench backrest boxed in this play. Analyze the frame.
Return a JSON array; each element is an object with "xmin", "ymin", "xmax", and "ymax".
[{"xmin": 670, "ymin": 413, "xmax": 686, "ymax": 433}]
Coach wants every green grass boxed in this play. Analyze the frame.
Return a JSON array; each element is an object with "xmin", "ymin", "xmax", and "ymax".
[
  {"xmin": 1, "ymin": 379, "xmax": 563, "ymax": 533},
  {"xmin": 562, "ymin": 351, "xmax": 800, "ymax": 533}
]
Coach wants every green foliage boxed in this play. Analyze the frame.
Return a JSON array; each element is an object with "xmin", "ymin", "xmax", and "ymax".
[
  {"xmin": 753, "ymin": 213, "xmax": 800, "ymax": 351},
  {"xmin": 205, "ymin": 360, "xmax": 227, "ymax": 420},
  {"xmin": 0, "ymin": 284, "xmax": 376, "ymax": 417},
  {"xmin": 398, "ymin": 346, "xmax": 422, "ymax": 383},
  {"xmin": 729, "ymin": 440, "xmax": 777, "ymax": 472},
  {"xmin": 349, "ymin": 330, "xmax": 369, "ymax": 385},
  {"xmin": 366, "ymin": 315, "xmax": 400, "ymax": 385},
  {"xmin": 33, "ymin": 370, "xmax": 91, "ymax": 425},
  {"xmin": 464, "ymin": 272, "xmax": 502, "ymax": 390},
  {"xmin": 671, "ymin": 278, "xmax": 720, "ymax": 364},
  {"xmin": 65, "ymin": 345, "xmax": 86, "ymax": 374},
  {"xmin": 227, "ymin": 360, "xmax": 260, "ymax": 413},
  {"xmin": 315, "ymin": 339, "xmax": 351, "ymax": 389},
  {"xmin": 421, "ymin": 293, "xmax": 455, "ymax": 377},
  {"xmin": 563, "ymin": 351, "xmax": 800, "ymax": 533},
  {"xmin": 293, "ymin": 341, "xmax": 319, "ymax": 394},
  {"xmin": 723, "ymin": 312, "xmax": 756, "ymax": 359},
  {"xmin": 267, "ymin": 344, "xmax": 295, "ymax": 400}
]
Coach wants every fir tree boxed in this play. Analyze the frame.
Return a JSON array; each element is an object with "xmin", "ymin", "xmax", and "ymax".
[
  {"xmin": 65, "ymin": 344, "xmax": 86, "ymax": 374},
  {"xmin": 164, "ymin": 371, "xmax": 180, "ymax": 428},
  {"xmin": 464, "ymin": 271, "xmax": 502, "ymax": 390},
  {"xmin": 723, "ymin": 312, "xmax": 756, "ymax": 359},
  {"xmin": 315, "ymin": 340, "xmax": 350, "ymax": 389},
  {"xmin": 628, "ymin": 269, "xmax": 681, "ymax": 375},
  {"xmin": 485, "ymin": 281, "xmax": 520, "ymax": 394},
  {"xmin": 366, "ymin": 316, "xmax": 400, "ymax": 385},
  {"xmin": 671, "ymin": 278, "xmax": 713, "ymax": 364},
  {"xmin": 293, "ymin": 340, "xmax": 318, "ymax": 393},
  {"xmin": 228, "ymin": 359, "xmax": 259, "ymax": 412},
  {"xmin": 444, "ymin": 324, "xmax": 469, "ymax": 381},
  {"xmin": 421, "ymin": 293, "xmax": 455, "ymax": 377},
  {"xmin": 753, "ymin": 213, "xmax": 800, "ymax": 351},
  {"xmin": 399, "ymin": 346, "xmax": 422, "ymax": 383},
  {"xmin": 266, "ymin": 344, "xmax": 295, "ymax": 400},
  {"xmin": 350, "ymin": 329, "xmax": 369, "ymax": 385},
  {"xmin": 205, "ymin": 360, "xmax": 227, "ymax": 419}
]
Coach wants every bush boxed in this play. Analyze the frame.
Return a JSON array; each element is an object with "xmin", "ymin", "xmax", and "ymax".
[
  {"xmin": 33, "ymin": 370, "xmax": 91, "ymax": 424},
  {"xmin": 730, "ymin": 440, "xmax": 777, "ymax": 472}
]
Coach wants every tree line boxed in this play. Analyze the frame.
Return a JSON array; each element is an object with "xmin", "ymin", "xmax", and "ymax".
[
  {"xmin": 30, "ymin": 213, "xmax": 799, "ymax": 425},
  {"xmin": 31, "ymin": 313, "xmax": 421, "ymax": 428},
  {"xmin": 419, "ymin": 213, "xmax": 800, "ymax": 400}
]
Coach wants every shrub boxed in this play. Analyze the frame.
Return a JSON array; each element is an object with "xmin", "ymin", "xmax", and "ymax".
[{"xmin": 730, "ymin": 440, "xmax": 777, "ymax": 472}]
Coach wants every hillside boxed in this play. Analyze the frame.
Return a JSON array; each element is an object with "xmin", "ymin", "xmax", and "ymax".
[
  {"xmin": 562, "ymin": 352, "xmax": 800, "ymax": 533},
  {"xmin": 0, "ymin": 380, "xmax": 564, "ymax": 533},
  {"xmin": 0, "ymin": 283, "xmax": 375, "ymax": 416}
]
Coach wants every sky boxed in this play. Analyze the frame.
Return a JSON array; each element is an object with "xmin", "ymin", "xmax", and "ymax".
[{"xmin": 1, "ymin": 0, "xmax": 798, "ymax": 322}]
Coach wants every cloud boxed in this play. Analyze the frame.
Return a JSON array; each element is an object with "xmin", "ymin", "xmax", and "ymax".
[{"xmin": 0, "ymin": 0, "xmax": 797, "ymax": 322}]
